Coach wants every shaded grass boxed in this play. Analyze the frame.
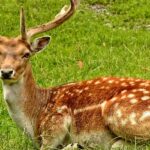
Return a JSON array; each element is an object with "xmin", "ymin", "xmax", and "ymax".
[{"xmin": 0, "ymin": 0, "xmax": 150, "ymax": 149}]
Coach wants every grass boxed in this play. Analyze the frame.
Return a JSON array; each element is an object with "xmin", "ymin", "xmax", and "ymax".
[{"xmin": 0, "ymin": 0, "xmax": 150, "ymax": 149}]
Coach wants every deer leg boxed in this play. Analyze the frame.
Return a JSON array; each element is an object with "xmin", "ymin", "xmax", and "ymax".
[
  {"xmin": 40, "ymin": 113, "xmax": 71, "ymax": 150},
  {"xmin": 104, "ymin": 92, "xmax": 150, "ymax": 149},
  {"xmin": 111, "ymin": 139, "xmax": 127, "ymax": 150},
  {"xmin": 62, "ymin": 143, "xmax": 84, "ymax": 150}
]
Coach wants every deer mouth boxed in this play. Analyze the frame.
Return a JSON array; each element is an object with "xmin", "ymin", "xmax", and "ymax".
[{"xmin": 2, "ymin": 78, "xmax": 19, "ymax": 85}]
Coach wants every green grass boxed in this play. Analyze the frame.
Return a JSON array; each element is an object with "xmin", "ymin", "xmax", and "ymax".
[{"xmin": 0, "ymin": 0, "xmax": 150, "ymax": 149}]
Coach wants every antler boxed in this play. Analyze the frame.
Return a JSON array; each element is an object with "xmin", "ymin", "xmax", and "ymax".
[
  {"xmin": 20, "ymin": 7, "xmax": 27, "ymax": 41},
  {"xmin": 20, "ymin": 0, "xmax": 78, "ymax": 41}
]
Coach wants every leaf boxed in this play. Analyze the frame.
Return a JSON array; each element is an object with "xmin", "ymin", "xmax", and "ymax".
[{"xmin": 77, "ymin": 60, "xmax": 84, "ymax": 69}]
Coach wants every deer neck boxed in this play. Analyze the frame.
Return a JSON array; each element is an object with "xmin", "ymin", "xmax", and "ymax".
[{"xmin": 2, "ymin": 64, "xmax": 44, "ymax": 137}]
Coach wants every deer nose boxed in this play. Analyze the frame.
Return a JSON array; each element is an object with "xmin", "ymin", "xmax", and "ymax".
[{"xmin": 0, "ymin": 69, "xmax": 14, "ymax": 79}]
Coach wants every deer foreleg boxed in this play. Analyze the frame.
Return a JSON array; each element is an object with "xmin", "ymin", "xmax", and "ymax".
[{"xmin": 40, "ymin": 111, "xmax": 71, "ymax": 150}]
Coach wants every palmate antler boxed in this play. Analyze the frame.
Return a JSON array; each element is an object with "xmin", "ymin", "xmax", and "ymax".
[{"xmin": 20, "ymin": 0, "xmax": 78, "ymax": 41}]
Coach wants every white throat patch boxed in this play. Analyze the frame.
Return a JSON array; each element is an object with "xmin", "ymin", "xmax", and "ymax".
[{"xmin": 2, "ymin": 79, "xmax": 34, "ymax": 137}]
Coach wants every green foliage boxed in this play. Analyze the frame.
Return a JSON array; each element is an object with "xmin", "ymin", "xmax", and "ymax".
[{"xmin": 0, "ymin": 0, "xmax": 150, "ymax": 149}]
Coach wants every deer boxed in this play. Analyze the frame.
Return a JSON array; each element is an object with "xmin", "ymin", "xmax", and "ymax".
[{"xmin": 1, "ymin": 0, "xmax": 150, "ymax": 150}]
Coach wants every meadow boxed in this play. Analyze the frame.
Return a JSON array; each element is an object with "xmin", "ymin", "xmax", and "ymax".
[{"xmin": 0, "ymin": 0, "xmax": 150, "ymax": 149}]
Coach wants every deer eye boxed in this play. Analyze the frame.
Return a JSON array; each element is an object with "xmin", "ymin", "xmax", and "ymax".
[{"xmin": 22, "ymin": 52, "xmax": 30, "ymax": 59}]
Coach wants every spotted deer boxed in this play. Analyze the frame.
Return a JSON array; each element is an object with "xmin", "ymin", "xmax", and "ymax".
[{"xmin": 1, "ymin": 0, "xmax": 150, "ymax": 150}]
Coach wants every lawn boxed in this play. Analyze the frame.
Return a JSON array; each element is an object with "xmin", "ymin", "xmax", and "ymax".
[{"xmin": 0, "ymin": 0, "xmax": 150, "ymax": 149}]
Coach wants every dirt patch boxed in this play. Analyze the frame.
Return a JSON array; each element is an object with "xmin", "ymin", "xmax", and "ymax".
[{"xmin": 90, "ymin": 4, "xmax": 108, "ymax": 14}]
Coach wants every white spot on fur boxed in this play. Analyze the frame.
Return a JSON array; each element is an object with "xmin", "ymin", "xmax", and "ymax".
[
  {"xmin": 143, "ymin": 90, "xmax": 150, "ymax": 94},
  {"xmin": 138, "ymin": 88, "xmax": 146, "ymax": 92},
  {"xmin": 121, "ymin": 119, "xmax": 128, "ymax": 126},
  {"xmin": 127, "ymin": 94, "xmax": 135, "ymax": 98},
  {"xmin": 111, "ymin": 97, "xmax": 117, "ymax": 102},
  {"xmin": 70, "ymin": 93, "xmax": 74, "ymax": 96},
  {"xmin": 132, "ymin": 89, "xmax": 138, "ymax": 92},
  {"xmin": 121, "ymin": 83, "xmax": 128, "ymax": 87},
  {"xmin": 87, "ymin": 80, "xmax": 93, "ymax": 84},
  {"xmin": 78, "ymin": 90, "xmax": 83, "ymax": 94},
  {"xmin": 116, "ymin": 109, "xmax": 122, "ymax": 118},
  {"xmin": 121, "ymin": 95, "xmax": 126, "ymax": 99},
  {"xmin": 108, "ymin": 80, "xmax": 114, "ymax": 84},
  {"xmin": 66, "ymin": 91, "xmax": 72, "ymax": 95},
  {"xmin": 100, "ymin": 86, "xmax": 105, "ymax": 89},
  {"xmin": 53, "ymin": 91, "xmax": 57, "ymax": 95},
  {"xmin": 102, "ymin": 77, "xmax": 108, "ymax": 81},
  {"xmin": 101, "ymin": 101, "xmax": 107, "ymax": 115},
  {"xmin": 95, "ymin": 80, "xmax": 101, "ymax": 85},
  {"xmin": 129, "ymin": 112, "xmax": 137, "ymax": 125},
  {"xmin": 65, "ymin": 91, "xmax": 69, "ymax": 94},
  {"xmin": 84, "ymin": 87, "xmax": 89, "ymax": 90},
  {"xmin": 140, "ymin": 83, "xmax": 149, "ymax": 87},
  {"xmin": 121, "ymin": 90, "xmax": 127, "ymax": 94},
  {"xmin": 133, "ymin": 89, "xmax": 149, "ymax": 94},
  {"xmin": 57, "ymin": 105, "xmax": 68, "ymax": 113},
  {"xmin": 66, "ymin": 82, "xmax": 76, "ymax": 86},
  {"xmin": 129, "ymin": 81, "xmax": 135, "ymax": 85},
  {"xmin": 141, "ymin": 96, "xmax": 150, "ymax": 101},
  {"xmin": 130, "ymin": 99, "xmax": 138, "ymax": 104},
  {"xmin": 61, "ymin": 88, "xmax": 66, "ymax": 92},
  {"xmin": 75, "ymin": 89, "xmax": 80, "ymax": 93},
  {"xmin": 140, "ymin": 111, "xmax": 150, "ymax": 121},
  {"xmin": 135, "ymin": 79, "xmax": 141, "ymax": 82},
  {"xmin": 107, "ymin": 117, "xmax": 113, "ymax": 123},
  {"xmin": 120, "ymin": 78, "xmax": 125, "ymax": 81},
  {"xmin": 114, "ymin": 103, "xmax": 119, "ymax": 109}
]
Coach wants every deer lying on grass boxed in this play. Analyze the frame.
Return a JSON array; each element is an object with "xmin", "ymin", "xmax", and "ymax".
[{"xmin": 1, "ymin": 0, "xmax": 150, "ymax": 150}]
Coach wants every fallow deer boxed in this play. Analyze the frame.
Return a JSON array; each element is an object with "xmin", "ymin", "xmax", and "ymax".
[{"xmin": 1, "ymin": 0, "xmax": 150, "ymax": 150}]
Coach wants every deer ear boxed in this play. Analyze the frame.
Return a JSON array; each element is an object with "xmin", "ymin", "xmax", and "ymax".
[{"xmin": 31, "ymin": 36, "xmax": 51, "ymax": 53}]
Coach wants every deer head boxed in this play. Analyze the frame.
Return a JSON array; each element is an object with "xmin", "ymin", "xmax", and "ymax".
[{"xmin": 0, "ymin": 0, "xmax": 77, "ymax": 84}]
